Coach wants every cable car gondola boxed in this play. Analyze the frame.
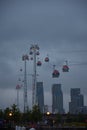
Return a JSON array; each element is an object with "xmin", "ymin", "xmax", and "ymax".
[
  {"xmin": 16, "ymin": 84, "xmax": 20, "ymax": 89},
  {"xmin": 22, "ymin": 55, "xmax": 29, "ymax": 61},
  {"xmin": 62, "ymin": 60, "xmax": 69, "ymax": 72},
  {"xmin": 52, "ymin": 69, "xmax": 60, "ymax": 78},
  {"xmin": 45, "ymin": 57, "xmax": 49, "ymax": 62},
  {"xmin": 37, "ymin": 61, "xmax": 42, "ymax": 66},
  {"xmin": 62, "ymin": 65, "xmax": 69, "ymax": 72},
  {"xmin": 25, "ymin": 54, "xmax": 29, "ymax": 60}
]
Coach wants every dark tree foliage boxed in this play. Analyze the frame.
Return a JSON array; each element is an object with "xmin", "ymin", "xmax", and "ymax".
[{"xmin": 31, "ymin": 105, "xmax": 43, "ymax": 122}]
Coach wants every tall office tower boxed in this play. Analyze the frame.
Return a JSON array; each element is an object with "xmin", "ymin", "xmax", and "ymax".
[
  {"xmin": 69, "ymin": 88, "xmax": 84, "ymax": 114},
  {"xmin": 52, "ymin": 84, "xmax": 64, "ymax": 114},
  {"xmin": 36, "ymin": 82, "xmax": 44, "ymax": 113}
]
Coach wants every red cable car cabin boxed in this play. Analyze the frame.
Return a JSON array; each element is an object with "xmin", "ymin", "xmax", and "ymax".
[
  {"xmin": 62, "ymin": 65, "xmax": 69, "ymax": 72},
  {"xmin": 45, "ymin": 57, "xmax": 49, "ymax": 62},
  {"xmin": 52, "ymin": 69, "xmax": 60, "ymax": 78},
  {"xmin": 37, "ymin": 61, "xmax": 42, "ymax": 66}
]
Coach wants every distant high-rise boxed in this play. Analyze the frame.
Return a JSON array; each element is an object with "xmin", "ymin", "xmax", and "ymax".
[
  {"xmin": 36, "ymin": 82, "xmax": 44, "ymax": 113},
  {"xmin": 52, "ymin": 84, "xmax": 64, "ymax": 114},
  {"xmin": 69, "ymin": 88, "xmax": 84, "ymax": 114}
]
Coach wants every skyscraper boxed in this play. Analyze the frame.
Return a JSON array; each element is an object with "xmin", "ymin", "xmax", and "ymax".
[
  {"xmin": 36, "ymin": 82, "xmax": 44, "ymax": 113},
  {"xmin": 52, "ymin": 84, "xmax": 64, "ymax": 114},
  {"xmin": 69, "ymin": 88, "xmax": 84, "ymax": 114}
]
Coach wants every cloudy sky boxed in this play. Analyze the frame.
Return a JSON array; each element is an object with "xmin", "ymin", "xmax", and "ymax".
[{"xmin": 0, "ymin": 0, "xmax": 87, "ymax": 112}]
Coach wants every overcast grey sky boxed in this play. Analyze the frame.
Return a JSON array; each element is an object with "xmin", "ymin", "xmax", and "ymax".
[{"xmin": 0, "ymin": 0, "xmax": 87, "ymax": 112}]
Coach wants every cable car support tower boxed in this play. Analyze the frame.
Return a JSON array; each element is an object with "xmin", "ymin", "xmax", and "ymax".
[
  {"xmin": 22, "ymin": 54, "xmax": 29, "ymax": 113},
  {"xmin": 29, "ymin": 44, "xmax": 40, "ymax": 107}
]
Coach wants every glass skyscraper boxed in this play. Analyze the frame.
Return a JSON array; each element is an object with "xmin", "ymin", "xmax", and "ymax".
[
  {"xmin": 69, "ymin": 88, "xmax": 84, "ymax": 114},
  {"xmin": 36, "ymin": 82, "xmax": 44, "ymax": 113},
  {"xmin": 52, "ymin": 84, "xmax": 64, "ymax": 114}
]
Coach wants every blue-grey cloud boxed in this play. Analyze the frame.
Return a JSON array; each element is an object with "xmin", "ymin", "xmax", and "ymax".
[{"xmin": 0, "ymin": 0, "xmax": 87, "ymax": 112}]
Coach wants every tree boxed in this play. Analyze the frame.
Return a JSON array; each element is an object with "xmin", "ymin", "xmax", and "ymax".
[
  {"xmin": 56, "ymin": 113, "xmax": 62, "ymax": 123},
  {"xmin": 22, "ymin": 109, "xmax": 32, "ymax": 123},
  {"xmin": 31, "ymin": 105, "xmax": 42, "ymax": 122},
  {"xmin": 0, "ymin": 109, "xmax": 4, "ymax": 119},
  {"xmin": 4, "ymin": 107, "xmax": 11, "ymax": 120},
  {"xmin": 11, "ymin": 104, "xmax": 21, "ymax": 123}
]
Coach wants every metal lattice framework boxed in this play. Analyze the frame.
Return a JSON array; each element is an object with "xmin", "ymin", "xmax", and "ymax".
[
  {"xmin": 22, "ymin": 54, "xmax": 29, "ymax": 113},
  {"xmin": 29, "ymin": 44, "xmax": 40, "ymax": 107}
]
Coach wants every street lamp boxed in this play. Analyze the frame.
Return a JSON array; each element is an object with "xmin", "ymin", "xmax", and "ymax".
[
  {"xmin": 47, "ymin": 111, "xmax": 51, "ymax": 116},
  {"xmin": 9, "ymin": 112, "xmax": 12, "ymax": 117}
]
